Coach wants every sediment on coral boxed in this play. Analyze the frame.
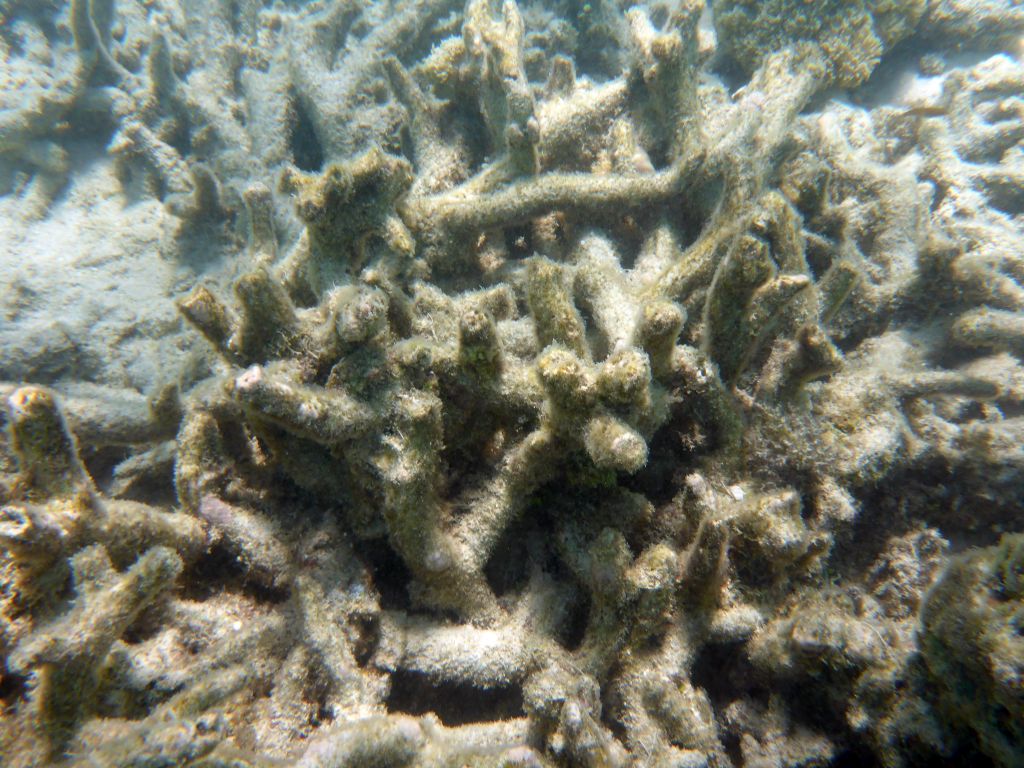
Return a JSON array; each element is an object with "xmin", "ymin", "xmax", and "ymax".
[{"xmin": 2, "ymin": 0, "xmax": 1024, "ymax": 767}]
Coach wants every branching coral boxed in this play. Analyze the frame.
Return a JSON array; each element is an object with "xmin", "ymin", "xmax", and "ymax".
[
  {"xmin": 711, "ymin": 0, "xmax": 935, "ymax": 87},
  {"xmin": 0, "ymin": 0, "xmax": 115, "ymax": 213},
  {"xmin": 920, "ymin": 534, "xmax": 1024, "ymax": 768},
  {"xmin": 2, "ymin": 1, "xmax": 1024, "ymax": 767}
]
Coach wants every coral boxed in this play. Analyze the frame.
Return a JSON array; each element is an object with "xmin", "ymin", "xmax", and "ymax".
[
  {"xmin": 711, "ymin": 0, "xmax": 926, "ymax": 87},
  {"xmin": 920, "ymin": 0, "xmax": 1024, "ymax": 46},
  {"xmin": 150, "ymin": 9, "xmax": 1024, "ymax": 767},
  {"xmin": 8, "ymin": 544, "xmax": 183, "ymax": 753},
  {"xmin": 743, "ymin": 539, "xmax": 951, "ymax": 768},
  {"xmin": 920, "ymin": 533, "xmax": 1024, "ymax": 768},
  {"xmin": 282, "ymin": 149, "xmax": 416, "ymax": 294},
  {"xmin": 294, "ymin": 715, "xmax": 546, "ymax": 768},
  {"xmin": 0, "ymin": 0, "xmax": 98, "ymax": 206},
  {"xmin": 0, "ymin": 398, "xmax": 205, "ymax": 767},
  {"xmin": 1, "ymin": 386, "xmax": 205, "ymax": 583},
  {"xmin": 723, "ymin": 696, "xmax": 837, "ymax": 768},
  {"xmin": 0, "ymin": 385, "xmax": 387, "ymax": 766},
  {"xmin": 2, "ymin": 1, "xmax": 1024, "ymax": 767}
]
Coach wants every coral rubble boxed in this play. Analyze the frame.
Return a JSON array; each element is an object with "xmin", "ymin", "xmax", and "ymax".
[{"xmin": 2, "ymin": 0, "xmax": 1024, "ymax": 766}]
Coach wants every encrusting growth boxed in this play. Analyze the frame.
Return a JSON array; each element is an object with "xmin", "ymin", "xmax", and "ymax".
[{"xmin": 2, "ymin": 0, "xmax": 1024, "ymax": 765}]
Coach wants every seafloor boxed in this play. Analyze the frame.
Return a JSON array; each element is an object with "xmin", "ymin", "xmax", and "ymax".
[{"xmin": 1, "ymin": 0, "xmax": 1023, "ymax": 766}]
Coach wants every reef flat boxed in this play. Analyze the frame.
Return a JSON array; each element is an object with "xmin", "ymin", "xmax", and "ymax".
[{"xmin": 2, "ymin": 0, "xmax": 1024, "ymax": 766}]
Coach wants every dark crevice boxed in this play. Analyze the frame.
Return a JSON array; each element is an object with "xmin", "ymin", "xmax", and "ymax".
[
  {"xmin": 785, "ymin": 677, "xmax": 856, "ymax": 739},
  {"xmin": 691, "ymin": 641, "xmax": 761, "ymax": 711},
  {"xmin": 1000, "ymin": 398, "xmax": 1024, "ymax": 419},
  {"xmin": 80, "ymin": 444, "xmax": 132, "ymax": 491},
  {"xmin": 398, "ymin": 123, "xmax": 415, "ymax": 166},
  {"xmin": 708, "ymin": 52, "xmax": 751, "ymax": 94},
  {"xmin": 289, "ymin": 91, "xmax": 325, "ymax": 172},
  {"xmin": 179, "ymin": 544, "xmax": 290, "ymax": 604},
  {"xmin": 504, "ymin": 223, "xmax": 534, "ymax": 260},
  {"xmin": 803, "ymin": 232, "xmax": 836, "ymax": 279},
  {"xmin": 385, "ymin": 670, "xmax": 524, "ymax": 726},
  {"xmin": 299, "ymin": 660, "xmax": 335, "ymax": 728},
  {"xmin": 179, "ymin": 544, "xmax": 248, "ymax": 601},
  {"xmin": 691, "ymin": 641, "xmax": 764, "ymax": 767},
  {"xmin": 980, "ymin": 177, "xmax": 1024, "ymax": 217},
  {"xmin": 112, "ymin": 471, "xmax": 178, "ymax": 507},
  {"xmin": 122, "ymin": 603, "xmax": 170, "ymax": 645},
  {"xmin": 484, "ymin": 520, "xmax": 532, "ymax": 598},
  {"xmin": 612, "ymin": 221, "xmax": 644, "ymax": 272},
  {"xmin": 559, "ymin": 589, "xmax": 590, "ymax": 652},
  {"xmin": 162, "ymin": 112, "xmax": 194, "ymax": 160},
  {"xmin": 370, "ymin": 81, "xmax": 391, "ymax": 106},
  {"xmin": 311, "ymin": 701, "xmax": 335, "ymax": 728},
  {"xmin": 836, "ymin": 459, "xmax": 1019, "ymax": 577},
  {"xmin": 830, "ymin": 743, "xmax": 887, "ymax": 768},
  {"xmin": 359, "ymin": 537, "xmax": 414, "ymax": 611},
  {"xmin": 232, "ymin": 61, "xmax": 246, "ymax": 102},
  {"xmin": 227, "ymin": 0, "xmax": 241, "ymax": 35},
  {"xmin": 350, "ymin": 614, "xmax": 380, "ymax": 667},
  {"xmin": 575, "ymin": 300, "xmax": 604, "ymax": 359},
  {"xmin": 624, "ymin": 421, "xmax": 697, "ymax": 506},
  {"xmin": 0, "ymin": 668, "xmax": 29, "ymax": 709},
  {"xmin": 79, "ymin": 448, "xmax": 176, "ymax": 507}
]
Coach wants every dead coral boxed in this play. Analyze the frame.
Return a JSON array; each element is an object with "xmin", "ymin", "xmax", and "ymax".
[
  {"xmin": 711, "ymin": 0, "xmax": 926, "ymax": 87},
  {"xmin": 3, "ymin": 1, "xmax": 1024, "ymax": 767},
  {"xmin": 920, "ymin": 533, "xmax": 1024, "ymax": 768}
]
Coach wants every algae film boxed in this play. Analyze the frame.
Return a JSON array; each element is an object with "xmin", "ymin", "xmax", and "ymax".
[{"xmin": 1, "ymin": 0, "xmax": 1024, "ymax": 766}]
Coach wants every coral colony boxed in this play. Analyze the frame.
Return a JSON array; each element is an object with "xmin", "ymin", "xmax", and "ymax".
[{"xmin": 1, "ymin": 0, "xmax": 1024, "ymax": 766}]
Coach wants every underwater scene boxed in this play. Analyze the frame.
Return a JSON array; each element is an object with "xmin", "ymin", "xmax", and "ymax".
[{"xmin": 1, "ymin": 0, "xmax": 1024, "ymax": 765}]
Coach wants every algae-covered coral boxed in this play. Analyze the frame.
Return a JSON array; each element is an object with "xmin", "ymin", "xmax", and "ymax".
[{"xmin": 2, "ymin": 0, "xmax": 1024, "ymax": 766}]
